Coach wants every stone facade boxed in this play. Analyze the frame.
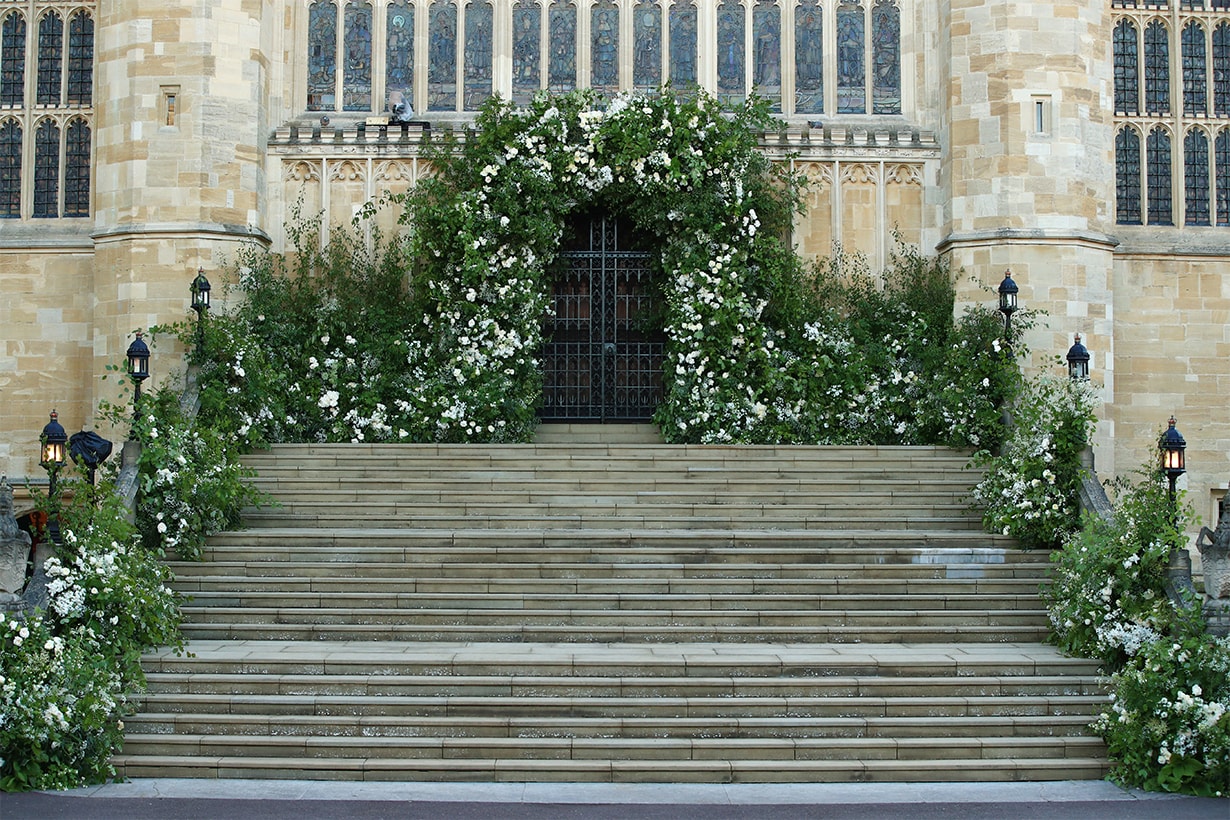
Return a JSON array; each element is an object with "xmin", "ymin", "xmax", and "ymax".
[{"xmin": 0, "ymin": 0, "xmax": 1226, "ymax": 530}]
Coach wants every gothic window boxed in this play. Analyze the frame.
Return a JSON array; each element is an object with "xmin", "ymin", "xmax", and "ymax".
[
  {"xmin": 1147, "ymin": 127, "xmax": 1173, "ymax": 225},
  {"xmin": 1215, "ymin": 23, "xmax": 1230, "ymax": 116},
  {"xmin": 548, "ymin": 1, "xmax": 576, "ymax": 93},
  {"xmin": 67, "ymin": 10, "xmax": 92, "ymax": 106},
  {"xmin": 716, "ymin": 0, "xmax": 745, "ymax": 101},
  {"xmin": 1114, "ymin": 19, "xmax": 1139, "ymax": 114},
  {"xmin": 669, "ymin": 2, "xmax": 697, "ymax": 87},
  {"xmin": 1, "ymin": 11, "xmax": 25, "ymax": 108},
  {"xmin": 33, "ymin": 117, "xmax": 57, "ymax": 217},
  {"xmin": 871, "ymin": 0, "xmax": 900, "ymax": 114},
  {"xmin": 1185, "ymin": 128, "xmax": 1211, "ymax": 224},
  {"xmin": 1183, "ymin": 21, "xmax": 1207, "ymax": 115},
  {"xmin": 752, "ymin": 1, "xmax": 781, "ymax": 111},
  {"xmin": 1216, "ymin": 129, "xmax": 1230, "ymax": 225},
  {"xmin": 64, "ymin": 116, "xmax": 88, "ymax": 217},
  {"xmin": 836, "ymin": 2, "xmax": 865, "ymax": 114},
  {"xmin": 465, "ymin": 0, "xmax": 494, "ymax": 109},
  {"xmin": 1117, "ymin": 127, "xmax": 1143, "ymax": 224},
  {"xmin": 1144, "ymin": 20, "xmax": 1170, "ymax": 115},
  {"xmin": 633, "ymin": 0, "xmax": 661, "ymax": 91},
  {"xmin": 343, "ymin": 1, "xmax": 372, "ymax": 112},
  {"xmin": 386, "ymin": 1, "xmax": 414, "ymax": 112},
  {"xmin": 591, "ymin": 1, "xmax": 619, "ymax": 96},
  {"xmin": 795, "ymin": 0, "xmax": 822, "ymax": 115},
  {"xmin": 37, "ymin": 11, "xmax": 62, "ymax": 106},
  {"xmin": 307, "ymin": 1, "xmax": 337, "ymax": 111},
  {"xmin": 512, "ymin": 0, "xmax": 540, "ymax": 104},
  {"xmin": 0, "ymin": 118, "xmax": 19, "ymax": 217},
  {"xmin": 427, "ymin": 1, "xmax": 457, "ymax": 110}
]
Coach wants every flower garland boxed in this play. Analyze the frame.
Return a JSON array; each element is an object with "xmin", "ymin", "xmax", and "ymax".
[{"xmin": 401, "ymin": 89, "xmax": 807, "ymax": 443}]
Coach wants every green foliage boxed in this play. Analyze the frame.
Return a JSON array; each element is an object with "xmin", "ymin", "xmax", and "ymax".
[
  {"xmin": 1, "ymin": 476, "xmax": 180, "ymax": 791},
  {"xmin": 971, "ymin": 372, "xmax": 1100, "ymax": 548},
  {"xmin": 1046, "ymin": 463, "xmax": 1228, "ymax": 796}
]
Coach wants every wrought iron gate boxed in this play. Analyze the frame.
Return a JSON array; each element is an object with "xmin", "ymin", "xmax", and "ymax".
[{"xmin": 540, "ymin": 215, "xmax": 664, "ymax": 422}]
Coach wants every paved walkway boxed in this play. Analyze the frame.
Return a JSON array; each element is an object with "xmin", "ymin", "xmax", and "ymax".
[{"xmin": 2, "ymin": 779, "xmax": 1226, "ymax": 820}]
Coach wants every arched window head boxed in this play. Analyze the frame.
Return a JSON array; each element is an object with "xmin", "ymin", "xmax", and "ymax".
[
  {"xmin": 1114, "ymin": 20, "xmax": 1139, "ymax": 115},
  {"xmin": 1, "ymin": 11, "xmax": 25, "ymax": 108},
  {"xmin": 1116, "ymin": 127, "xmax": 1143, "ymax": 225},
  {"xmin": 65, "ymin": 117, "xmax": 90, "ymax": 217},
  {"xmin": 1144, "ymin": 20, "xmax": 1170, "ymax": 115},
  {"xmin": 1146, "ymin": 126, "xmax": 1173, "ymax": 225},
  {"xmin": 0, "ymin": 118, "xmax": 20, "ymax": 218},
  {"xmin": 1183, "ymin": 21, "xmax": 1207, "ymax": 116},
  {"xmin": 67, "ymin": 10, "xmax": 93, "ymax": 106},
  {"xmin": 37, "ymin": 11, "xmax": 63, "ymax": 106},
  {"xmin": 33, "ymin": 117, "xmax": 59, "ymax": 217}
]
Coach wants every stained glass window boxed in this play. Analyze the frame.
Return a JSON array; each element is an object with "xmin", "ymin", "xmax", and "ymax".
[
  {"xmin": 836, "ymin": 2, "xmax": 865, "ymax": 114},
  {"xmin": 343, "ymin": 2, "xmax": 372, "ymax": 112},
  {"xmin": 1147, "ymin": 127, "xmax": 1173, "ymax": 225},
  {"xmin": 64, "ymin": 117, "xmax": 89, "ymax": 217},
  {"xmin": 669, "ymin": 3, "xmax": 697, "ymax": 87},
  {"xmin": 1216, "ymin": 129, "xmax": 1230, "ymax": 225},
  {"xmin": 1144, "ymin": 21, "xmax": 1170, "ymax": 115},
  {"xmin": 752, "ymin": 0, "xmax": 781, "ymax": 111},
  {"xmin": 592, "ymin": 1, "xmax": 619, "ymax": 95},
  {"xmin": 307, "ymin": 1, "xmax": 337, "ymax": 111},
  {"xmin": 37, "ymin": 11, "xmax": 62, "ymax": 106},
  {"xmin": 1116, "ymin": 128, "xmax": 1142, "ymax": 224},
  {"xmin": 512, "ymin": 0, "xmax": 540, "ymax": 105},
  {"xmin": 716, "ymin": 0, "xmax": 745, "ymax": 100},
  {"xmin": 548, "ymin": 1, "xmax": 576, "ymax": 93},
  {"xmin": 1, "ymin": 12, "xmax": 25, "ymax": 108},
  {"xmin": 67, "ymin": 10, "xmax": 92, "ymax": 106},
  {"xmin": 386, "ymin": 1, "xmax": 414, "ymax": 114},
  {"xmin": 633, "ymin": 1, "xmax": 661, "ymax": 91},
  {"xmin": 33, "ymin": 117, "xmax": 58, "ymax": 217},
  {"xmin": 428, "ymin": 1, "xmax": 457, "ymax": 110},
  {"xmin": 1184, "ymin": 128, "xmax": 1210, "ymax": 225},
  {"xmin": 1182, "ymin": 21, "xmax": 1207, "ymax": 116},
  {"xmin": 1114, "ymin": 20, "xmax": 1139, "ymax": 114},
  {"xmin": 1214, "ymin": 23, "xmax": 1230, "ymax": 116},
  {"xmin": 0, "ymin": 118, "xmax": 19, "ymax": 217},
  {"xmin": 795, "ymin": 0, "xmax": 822, "ymax": 115},
  {"xmin": 465, "ymin": 0, "xmax": 493, "ymax": 109},
  {"xmin": 871, "ymin": 0, "xmax": 899, "ymax": 114}
]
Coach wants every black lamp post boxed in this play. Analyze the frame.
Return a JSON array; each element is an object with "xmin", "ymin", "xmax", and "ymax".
[
  {"xmin": 1066, "ymin": 334, "xmax": 1090, "ymax": 380},
  {"xmin": 39, "ymin": 409, "xmax": 67, "ymax": 545},
  {"xmin": 1160, "ymin": 415, "xmax": 1187, "ymax": 512},
  {"xmin": 997, "ymin": 270, "xmax": 1019, "ymax": 339},
  {"xmin": 190, "ymin": 267, "xmax": 211, "ymax": 356},
  {"xmin": 126, "ymin": 331, "xmax": 151, "ymax": 434}
]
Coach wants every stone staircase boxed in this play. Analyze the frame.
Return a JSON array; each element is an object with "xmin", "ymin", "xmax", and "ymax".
[{"xmin": 115, "ymin": 426, "xmax": 1108, "ymax": 783}]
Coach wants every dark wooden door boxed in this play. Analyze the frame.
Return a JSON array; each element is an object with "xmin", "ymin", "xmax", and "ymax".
[{"xmin": 541, "ymin": 214, "xmax": 664, "ymax": 421}]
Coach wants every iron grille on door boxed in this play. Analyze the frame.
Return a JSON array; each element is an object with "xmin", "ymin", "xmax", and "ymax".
[{"xmin": 541, "ymin": 215, "xmax": 664, "ymax": 421}]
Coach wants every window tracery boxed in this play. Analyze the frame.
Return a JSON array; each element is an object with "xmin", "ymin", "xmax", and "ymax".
[
  {"xmin": 0, "ymin": 117, "xmax": 19, "ymax": 217},
  {"xmin": 1117, "ymin": 127, "xmax": 1143, "ymax": 225},
  {"xmin": 296, "ymin": 0, "xmax": 900, "ymax": 118},
  {"xmin": 1, "ymin": 11, "xmax": 25, "ymax": 108}
]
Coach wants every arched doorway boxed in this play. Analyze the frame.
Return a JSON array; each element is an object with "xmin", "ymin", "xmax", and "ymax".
[{"xmin": 540, "ymin": 213, "xmax": 665, "ymax": 422}]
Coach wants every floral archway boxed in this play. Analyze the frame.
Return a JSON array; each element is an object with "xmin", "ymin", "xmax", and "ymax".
[{"xmin": 400, "ymin": 89, "xmax": 809, "ymax": 443}]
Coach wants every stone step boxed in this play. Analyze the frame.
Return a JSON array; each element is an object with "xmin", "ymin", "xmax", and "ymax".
[
  {"xmin": 111, "ymin": 754, "xmax": 1110, "ymax": 783},
  {"xmin": 176, "ymin": 622, "xmax": 1052, "ymax": 643},
  {"xmin": 122, "ymin": 712, "xmax": 1100, "ymax": 740},
  {"xmin": 534, "ymin": 424, "xmax": 666, "ymax": 444},
  {"xmin": 116, "ymin": 733, "xmax": 1106, "ymax": 763},
  {"xmin": 240, "ymin": 514, "xmax": 986, "ymax": 532},
  {"xmin": 141, "ymin": 673, "xmax": 1101, "ymax": 699},
  {"xmin": 170, "ymin": 575, "xmax": 1046, "ymax": 595},
  {"xmin": 176, "ymin": 591, "xmax": 1047, "ymax": 612},
  {"xmin": 139, "ymin": 641, "xmax": 1100, "ymax": 678},
  {"xmin": 169, "ymin": 560, "xmax": 1048, "ymax": 581}
]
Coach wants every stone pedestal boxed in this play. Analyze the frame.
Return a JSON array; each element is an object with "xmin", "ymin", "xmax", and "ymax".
[{"xmin": 0, "ymin": 476, "xmax": 33, "ymax": 612}]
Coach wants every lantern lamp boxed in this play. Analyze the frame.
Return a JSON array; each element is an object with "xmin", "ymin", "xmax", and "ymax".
[
  {"xmin": 1066, "ymin": 334, "xmax": 1090, "ymax": 381},
  {"xmin": 39, "ymin": 410, "xmax": 68, "ymax": 544}
]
